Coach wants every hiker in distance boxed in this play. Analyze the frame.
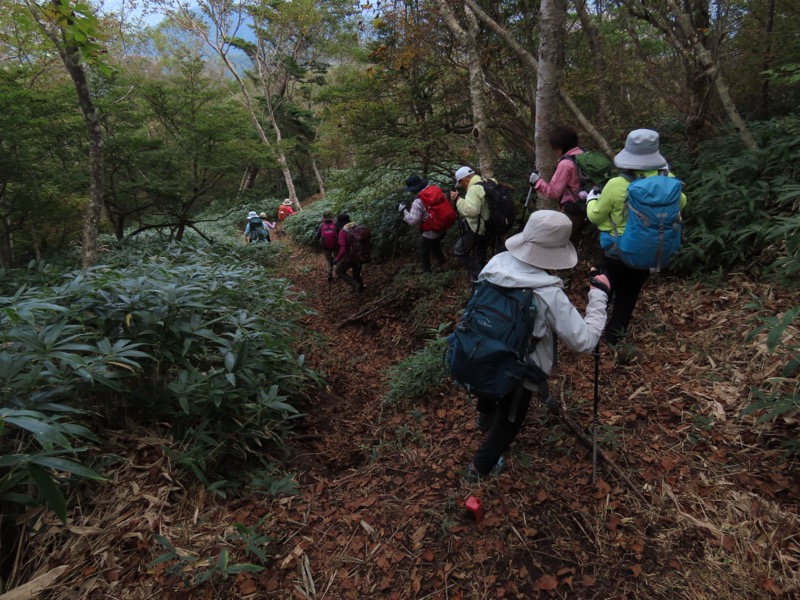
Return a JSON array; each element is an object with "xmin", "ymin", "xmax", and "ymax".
[
  {"xmin": 244, "ymin": 211, "xmax": 269, "ymax": 243},
  {"xmin": 333, "ymin": 214, "xmax": 370, "ymax": 294},
  {"xmin": 260, "ymin": 212, "xmax": 276, "ymax": 241},
  {"xmin": 586, "ymin": 128, "xmax": 687, "ymax": 346},
  {"xmin": 462, "ymin": 210, "xmax": 611, "ymax": 480},
  {"xmin": 315, "ymin": 209, "xmax": 338, "ymax": 280},
  {"xmin": 450, "ymin": 166, "xmax": 490, "ymax": 283},
  {"xmin": 528, "ymin": 124, "xmax": 587, "ymax": 247},
  {"xmin": 399, "ymin": 175, "xmax": 457, "ymax": 272}
]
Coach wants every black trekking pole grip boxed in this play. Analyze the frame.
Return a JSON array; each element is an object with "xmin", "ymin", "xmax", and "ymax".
[{"xmin": 591, "ymin": 342, "xmax": 600, "ymax": 484}]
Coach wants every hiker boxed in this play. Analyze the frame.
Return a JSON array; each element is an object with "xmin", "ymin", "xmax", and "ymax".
[
  {"xmin": 259, "ymin": 212, "xmax": 276, "ymax": 242},
  {"xmin": 449, "ymin": 166, "xmax": 490, "ymax": 283},
  {"xmin": 528, "ymin": 124, "xmax": 586, "ymax": 246},
  {"xmin": 315, "ymin": 209, "xmax": 338, "ymax": 279},
  {"xmin": 333, "ymin": 215, "xmax": 368, "ymax": 293},
  {"xmin": 278, "ymin": 199, "xmax": 295, "ymax": 222},
  {"xmin": 464, "ymin": 210, "xmax": 611, "ymax": 480},
  {"xmin": 586, "ymin": 128, "xmax": 687, "ymax": 346},
  {"xmin": 244, "ymin": 211, "xmax": 269, "ymax": 243},
  {"xmin": 399, "ymin": 175, "xmax": 456, "ymax": 272}
]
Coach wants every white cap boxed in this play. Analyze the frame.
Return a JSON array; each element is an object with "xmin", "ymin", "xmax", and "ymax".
[{"xmin": 454, "ymin": 166, "xmax": 475, "ymax": 182}]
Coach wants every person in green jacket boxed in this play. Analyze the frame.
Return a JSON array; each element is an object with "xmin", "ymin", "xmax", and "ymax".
[
  {"xmin": 586, "ymin": 129, "xmax": 687, "ymax": 346},
  {"xmin": 450, "ymin": 166, "xmax": 491, "ymax": 283}
]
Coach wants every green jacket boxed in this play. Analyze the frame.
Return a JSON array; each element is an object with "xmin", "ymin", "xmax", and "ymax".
[
  {"xmin": 587, "ymin": 170, "xmax": 688, "ymax": 235},
  {"xmin": 456, "ymin": 175, "xmax": 490, "ymax": 234}
]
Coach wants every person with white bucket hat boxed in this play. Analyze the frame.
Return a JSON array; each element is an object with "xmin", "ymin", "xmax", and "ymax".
[{"xmin": 463, "ymin": 209, "xmax": 610, "ymax": 480}]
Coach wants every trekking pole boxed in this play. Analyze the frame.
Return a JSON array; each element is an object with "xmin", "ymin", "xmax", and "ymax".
[
  {"xmin": 591, "ymin": 342, "xmax": 600, "ymax": 484},
  {"xmin": 518, "ymin": 186, "xmax": 533, "ymax": 232}
]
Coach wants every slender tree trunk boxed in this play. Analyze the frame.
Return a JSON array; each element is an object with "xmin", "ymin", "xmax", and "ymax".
[
  {"xmin": 760, "ymin": 0, "xmax": 776, "ymax": 120},
  {"xmin": 435, "ymin": 0, "xmax": 494, "ymax": 177},
  {"xmin": 535, "ymin": 0, "xmax": 567, "ymax": 210},
  {"xmin": 463, "ymin": 0, "xmax": 614, "ymax": 158},
  {"xmin": 239, "ymin": 166, "xmax": 259, "ymax": 194},
  {"xmin": 311, "ymin": 155, "xmax": 325, "ymax": 198},
  {"xmin": 664, "ymin": 0, "xmax": 757, "ymax": 150},
  {"xmin": 27, "ymin": 0, "xmax": 105, "ymax": 268}
]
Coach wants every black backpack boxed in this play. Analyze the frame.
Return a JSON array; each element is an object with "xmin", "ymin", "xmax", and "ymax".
[
  {"xmin": 249, "ymin": 217, "xmax": 268, "ymax": 242},
  {"xmin": 447, "ymin": 281, "xmax": 547, "ymax": 400},
  {"xmin": 477, "ymin": 179, "xmax": 515, "ymax": 237}
]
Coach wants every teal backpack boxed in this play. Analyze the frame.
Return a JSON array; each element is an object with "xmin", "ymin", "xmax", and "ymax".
[{"xmin": 447, "ymin": 281, "xmax": 547, "ymax": 400}]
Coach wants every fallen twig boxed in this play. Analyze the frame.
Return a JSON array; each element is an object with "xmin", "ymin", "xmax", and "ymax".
[
  {"xmin": 556, "ymin": 379, "xmax": 648, "ymax": 503},
  {"xmin": 337, "ymin": 289, "xmax": 407, "ymax": 328}
]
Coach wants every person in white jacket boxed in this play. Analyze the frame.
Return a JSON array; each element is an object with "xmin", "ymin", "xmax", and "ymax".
[{"xmin": 465, "ymin": 210, "xmax": 611, "ymax": 480}]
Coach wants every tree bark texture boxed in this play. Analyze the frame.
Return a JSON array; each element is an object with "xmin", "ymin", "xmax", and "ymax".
[
  {"xmin": 435, "ymin": 0, "xmax": 494, "ymax": 178},
  {"xmin": 36, "ymin": 0, "xmax": 105, "ymax": 268},
  {"xmin": 462, "ymin": 0, "xmax": 613, "ymax": 159},
  {"xmin": 535, "ymin": 0, "xmax": 567, "ymax": 210}
]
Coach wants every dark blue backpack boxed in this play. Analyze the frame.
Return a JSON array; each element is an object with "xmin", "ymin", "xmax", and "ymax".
[
  {"xmin": 601, "ymin": 174, "xmax": 683, "ymax": 271},
  {"xmin": 446, "ymin": 281, "xmax": 547, "ymax": 400}
]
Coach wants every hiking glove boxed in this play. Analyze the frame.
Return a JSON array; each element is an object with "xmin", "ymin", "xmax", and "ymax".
[
  {"xmin": 528, "ymin": 171, "xmax": 540, "ymax": 185},
  {"xmin": 590, "ymin": 274, "xmax": 611, "ymax": 295},
  {"xmin": 398, "ymin": 203, "xmax": 406, "ymax": 213},
  {"xmin": 586, "ymin": 188, "xmax": 601, "ymax": 202}
]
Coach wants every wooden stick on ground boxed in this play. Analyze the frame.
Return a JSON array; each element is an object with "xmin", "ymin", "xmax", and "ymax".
[
  {"xmin": 556, "ymin": 379, "xmax": 648, "ymax": 503},
  {"xmin": 337, "ymin": 289, "xmax": 407, "ymax": 328}
]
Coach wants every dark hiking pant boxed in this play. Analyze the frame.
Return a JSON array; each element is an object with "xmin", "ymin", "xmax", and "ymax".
[
  {"xmin": 601, "ymin": 255, "xmax": 650, "ymax": 345},
  {"xmin": 336, "ymin": 259, "xmax": 363, "ymax": 291},
  {"xmin": 472, "ymin": 385, "xmax": 534, "ymax": 474},
  {"xmin": 419, "ymin": 234, "xmax": 447, "ymax": 272},
  {"xmin": 454, "ymin": 229, "xmax": 489, "ymax": 282}
]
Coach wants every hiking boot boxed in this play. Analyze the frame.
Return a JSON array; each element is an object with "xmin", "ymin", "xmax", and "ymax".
[
  {"xmin": 476, "ymin": 412, "xmax": 493, "ymax": 432},
  {"xmin": 355, "ymin": 283, "xmax": 365, "ymax": 294},
  {"xmin": 462, "ymin": 456, "xmax": 506, "ymax": 482}
]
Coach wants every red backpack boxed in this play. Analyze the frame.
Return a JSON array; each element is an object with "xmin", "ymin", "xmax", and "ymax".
[
  {"xmin": 418, "ymin": 185, "xmax": 457, "ymax": 233},
  {"xmin": 346, "ymin": 225, "xmax": 372, "ymax": 264},
  {"xmin": 320, "ymin": 221, "xmax": 338, "ymax": 250}
]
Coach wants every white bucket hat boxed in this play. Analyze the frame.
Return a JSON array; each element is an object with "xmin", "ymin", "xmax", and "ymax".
[
  {"xmin": 282, "ymin": 199, "xmax": 293, "ymax": 206},
  {"xmin": 613, "ymin": 129, "xmax": 667, "ymax": 171},
  {"xmin": 505, "ymin": 210, "xmax": 577, "ymax": 270},
  {"xmin": 454, "ymin": 166, "xmax": 475, "ymax": 182},
  {"xmin": 247, "ymin": 211, "xmax": 259, "ymax": 219}
]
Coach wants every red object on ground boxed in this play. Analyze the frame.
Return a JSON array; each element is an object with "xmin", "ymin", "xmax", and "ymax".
[{"xmin": 465, "ymin": 496, "xmax": 483, "ymax": 523}]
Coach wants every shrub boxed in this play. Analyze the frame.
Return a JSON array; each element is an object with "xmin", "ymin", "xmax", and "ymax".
[{"xmin": 0, "ymin": 237, "xmax": 321, "ymax": 518}]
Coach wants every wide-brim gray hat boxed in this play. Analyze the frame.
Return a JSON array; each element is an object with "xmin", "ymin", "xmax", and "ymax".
[
  {"xmin": 247, "ymin": 211, "xmax": 259, "ymax": 219},
  {"xmin": 613, "ymin": 128, "xmax": 667, "ymax": 171},
  {"xmin": 505, "ymin": 210, "xmax": 577, "ymax": 270}
]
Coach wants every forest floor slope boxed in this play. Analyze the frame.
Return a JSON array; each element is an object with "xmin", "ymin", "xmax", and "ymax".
[{"xmin": 25, "ymin": 230, "xmax": 800, "ymax": 599}]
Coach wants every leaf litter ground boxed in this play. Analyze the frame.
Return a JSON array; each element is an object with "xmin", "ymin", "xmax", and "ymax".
[{"xmin": 17, "ymin": 231, "xmax": 800, "ymax": 599}]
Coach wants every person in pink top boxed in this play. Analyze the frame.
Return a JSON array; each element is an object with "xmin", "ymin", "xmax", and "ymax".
[{"xmin": 528, "ymin": 125, "xmax": 586, "ymax": 246}]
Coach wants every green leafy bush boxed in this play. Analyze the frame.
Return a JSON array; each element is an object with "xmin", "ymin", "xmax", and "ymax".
[
  {"xmin": 1, "ymin": 238, "xmax": 320, "ymax": 518},
  {"xmin": 383, "ymin": 327, "xmax": 451, "ymax": 406},
  {"xmin": 669, "ymin": 117, "xmax": 800, "ymax": 277}
]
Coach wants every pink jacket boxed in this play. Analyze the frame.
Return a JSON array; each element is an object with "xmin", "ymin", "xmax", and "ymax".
[{"xmin": 535, "ymin": 147, "xmax": 583, "ymax": 205}]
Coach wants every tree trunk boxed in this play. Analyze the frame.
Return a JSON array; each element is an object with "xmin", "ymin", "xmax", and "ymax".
[
  {"xmin": 435, "ymin": 0, "xmax": 494, "ymax": 178},
  {"xmin": 311, "ymin": 155, "xmax": 326, "ymax": 198},
  {"xmin": 462, "ymin": 0, "xmax": 614, "ymax": 158},
  {"xmin": 760, "ymin": 0, "xmax": 776, "ymax": 120},
  {"xmin": 239, "ymin": 166, "xmax": 259, "ymax": 194},
  {"xmin": 535, "ymin": 0, "xmax": 567, "ymax": 210},
  {"xmin": 51, "ymin": 5, "xmax": 104, "ymax": 268}
]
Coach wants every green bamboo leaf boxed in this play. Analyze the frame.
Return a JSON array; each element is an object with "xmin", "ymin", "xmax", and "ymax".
[
  {"xmin": 3, "ymin": 417, "xmax": 72, "ymax": 449},
  {"xmin": 27, "ymin": 464, "xmax": 67, "ymax": 523},
  {"xmin": 30, "ymin": 456, "xmax": 104, "ymax": 480}
]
